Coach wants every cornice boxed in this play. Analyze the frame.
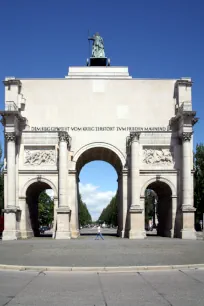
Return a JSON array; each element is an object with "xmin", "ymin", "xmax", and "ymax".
[
  {"xmin": 3, "ymin": 79, "xmax": 22, "ymax": 87},
  {"xmin": 2, "ymin": 207, "xmax": 21, "ymax": 214},
  {"xmin": 140, "ymin": 169, "xmax": 178, "ymax": 174},
  {"xmin": 169, "ymin": 110, "xmax": 198, "ymax": 128},
  {"xmin": 0, "ymin": 111, "xmax": 27, "ymax": 124},
  {"xmin": 175, "ymin": 79, "xmax": 193, "ymax": 87},
  {"xmin": 129, "ymin": 206, "xmax": 143, "ymax": 213},
  {"xmin": 18, "ymin": 170, "xmax": 58, "ymax": 175},
  {"xmin": 56, "ymin": 207, "xmax": 71, "ymax": 213},
  {"xmin": 182, "ymin": 206, "xmax": 196, "ymax": 212}
]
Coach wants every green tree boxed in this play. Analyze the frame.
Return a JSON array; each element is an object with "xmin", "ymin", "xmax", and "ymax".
[
  {"xmin": 0, "ymin": 143, "xmax": 4, "ymax": 214},
  {"xmin": 194, "ymin": 143, "xmax": 204, "ymax": 224},
  {"xmin": 38, "ymin": 191, "xmax": 54, "ymax": 226},
  {"xmin": 78, "ymin": 193, "xmax": 92, "ymax": 226},
  {"xmin": 145, "ymin": 189, "xmax": 156, "ymax": 225},
  {"xmin": 98, "ymin": 194, "xmax": 118, "ymax": 226}
]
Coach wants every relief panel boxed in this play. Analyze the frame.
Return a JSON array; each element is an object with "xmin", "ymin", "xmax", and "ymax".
[
  {"xmin": 142, "ymin": 147, "xmax": 174, "ymax": 166},
  {"xmin": 24, "ymin": 146, "xmax": 56, "ymax": 166}
]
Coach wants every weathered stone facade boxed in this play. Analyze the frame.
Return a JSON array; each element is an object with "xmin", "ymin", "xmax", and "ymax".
[{"xmin": 0, "ymin": 67, "xmax": 198, "ymax": 240}]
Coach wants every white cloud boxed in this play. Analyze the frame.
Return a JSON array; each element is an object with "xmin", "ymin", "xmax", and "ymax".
[
  {"xmin": 45, "ymin": 184, "xmax": 116, "ymax": 221},
  {"xmin": 79, "ymin": 183, "xmax": 116, "ymax": 221},
  {"xmin": 46, "ymin": 189, "xmax": 54, "ymax": 198}
]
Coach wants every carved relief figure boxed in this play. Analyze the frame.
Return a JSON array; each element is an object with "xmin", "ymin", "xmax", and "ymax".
[
  {"xmin": 24, "ymin": 149, "xmax": 55, "ymax": 165},
  {"xmin": 143, "ymin": 148, "xmax": 173, "ymax": 165}
]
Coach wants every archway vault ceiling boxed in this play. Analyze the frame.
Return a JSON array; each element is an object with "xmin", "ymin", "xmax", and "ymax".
[
  {"xmin": 148, "ymin": 181, "xmax": 172, "ymax": 197},
  {"xmin": 76, "ymin": 147, "xmax": 122, "ymax": 175},
  {"xmin": 26, "ymin": 182, "xmax": 51, "ymax": 198}
]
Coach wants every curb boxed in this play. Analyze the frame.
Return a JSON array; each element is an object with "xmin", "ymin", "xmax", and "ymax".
[{"xmin": 0, "ymin": 263, "xmax": 204, "ymax": 273}]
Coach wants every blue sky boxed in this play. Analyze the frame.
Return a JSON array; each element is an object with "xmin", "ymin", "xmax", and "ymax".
[{"xmin": 0, "ymin": 0, "xmax": 203, "ymax": 220}]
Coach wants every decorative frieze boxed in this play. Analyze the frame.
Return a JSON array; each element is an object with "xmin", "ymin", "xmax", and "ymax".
[
  {"xmin": 24, "ymin": 147, "xmax": 56, "ymax": 166},
  {"xmin": 5, "ymin": 132, "xmax": 16, "ymax": 142},
  {"xmin": 143, "ymin": 147, "xmax": 173, "ymax": 165}
]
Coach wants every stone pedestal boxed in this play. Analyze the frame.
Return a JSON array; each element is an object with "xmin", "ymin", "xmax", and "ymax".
[
  {"xmin": 181, "ymin": 206, "xmax": 196, "ymax": 239},
  {"xmin": 18, "ymin": 197, "xmax": 34, "ymax": 239},
  {"xmin": 2, "ymin": 208, "xmax": 21, "ymax": 240},
  {"xmin": 129, "ymin": 207, "xmax": 146, "ymax": 239},
  {"xmin": 55, "ymin": 208, "xmax": 71, "ymax": 239}
]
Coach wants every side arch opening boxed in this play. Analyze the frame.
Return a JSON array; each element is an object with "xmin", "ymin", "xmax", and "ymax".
[
  {"xmin": 26, "ymin": 181, "xmax": 54, "ymax": 237},
  {"xmin": 144, "ymin": 181, "xmax": 172, "ymax": 237}
]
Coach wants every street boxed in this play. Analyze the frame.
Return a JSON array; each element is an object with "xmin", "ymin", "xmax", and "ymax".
[{"xmin": 0, "ymin": 269, "xmax": 204, "ymax": 305}]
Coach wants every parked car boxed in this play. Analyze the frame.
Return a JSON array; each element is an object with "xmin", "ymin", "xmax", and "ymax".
[{"xmin": 39, "ymin": 226, "xmax": 49, "ymax": 234}]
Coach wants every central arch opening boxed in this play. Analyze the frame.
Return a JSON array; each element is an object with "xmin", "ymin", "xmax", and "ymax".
[{"xmin": 76, "ymin": 145, "xmax": 123, "ymax": 237}]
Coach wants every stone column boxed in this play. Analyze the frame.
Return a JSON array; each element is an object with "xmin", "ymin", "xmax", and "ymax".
[
  {"xmin": 181, "ymin": 132, "xmax": 196, "ymax": 239},
  {"xmin": 69, "ymin": 170, "xmax": 79, "ymax": 238},
  {"xmin": 56, "ymin": 131, "xmax": 71, "ymax": 239},
  {"xmin": 118, "ymin": 169, "xmax": 128, "ymax": 238},
  {"xmin": 171, "ymin": 196, "xmax": 177, "ymax": 238},
  {"xmin": 129, "ymin": 132, "xmax": 145, "ymax": 239},
  {"xmin": 58, "ymin": 131, "xmax": 69, "ymax": 208},
  {"xmin": 6, "ymin": 132, "xmax": 16, "ymax": 207},
  {"xmin": 18, "ymin": 197, "xmax": 33, "ymax": 239},
  {"xmin": 2, "ymin": 132, "xmax": 20, "ymax": 240}
]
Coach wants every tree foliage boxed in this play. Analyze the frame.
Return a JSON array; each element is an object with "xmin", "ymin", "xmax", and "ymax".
[
  {"xmin": 98, "ymin": 195, "xmax": 117, "ymax": 226},
  {"xmin": 194, "ymin": 143, "xmax": 204, "ymax": 224},
  {"xmin": 0, "ymin": 144, "xmax": 4, "ymax": 214},
  {"xmin": 78, "ymin": 193, "xmax": 92, "ymax": 226},
  {"xmin": 145, "ymin": 189, "xmax": 157, "ymax": 225},
  {"xmin": 38, "ymin": 191, "xmax": 54, "ymax": 226}
]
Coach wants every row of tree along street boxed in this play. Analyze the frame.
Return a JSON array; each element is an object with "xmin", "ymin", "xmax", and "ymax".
[{"xmin": 0, "ymin": 144, "xmax": 204, "ymax": 230}]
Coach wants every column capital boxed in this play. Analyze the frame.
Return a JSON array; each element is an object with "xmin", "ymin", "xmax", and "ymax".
[
  {"xmin": 182, "ymin": 205, "xmax": 196, "ymax": 212},
  {"xmin": 5, "ymin": 132, "xmax": 16, "ymax": 142},
  {"xmin": 129, "ymin": 205, "xmax": 143, "ymax": 213},
  {"xmin": 58, "ymin": 131, "xmax": 70, "ymax": 144},
  {"xmin": 180, "ymin": 132, "xmax": 193, "ymax": 142},
  {"xmin": 129, "ymin": 132, "xmax": 140, "ymax": 143}
]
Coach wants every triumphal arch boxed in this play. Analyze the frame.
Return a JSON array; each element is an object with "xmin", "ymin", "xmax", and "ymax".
[{"xmin": 0, "ymin": 34, "xmax": 198, "ymax": 240}]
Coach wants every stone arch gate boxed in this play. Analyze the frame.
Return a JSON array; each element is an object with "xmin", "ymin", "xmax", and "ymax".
[{"xmin": 0, "ymin": 70, "xmax": 197, "ymax": 240}]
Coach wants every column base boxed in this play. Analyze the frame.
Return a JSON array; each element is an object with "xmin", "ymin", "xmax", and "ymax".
[
  {"xmin": 129, "ymin": 206, "xmax": 145, "ymax": 239},
  {"xmin": 71, "ymin": 230, "xmax": 80, "ymax": 238},
  {"xmin": 181, "ymin": 229, "xmax": 197, "ymax": 240},
  {"xmin": 55, "ymin": 231, "xmax": 71, "ymax": 239},
  {"xmin": 117, "ymin": 229, "xmax": 125, "ymax": 238},
  {"xmin": 129, "ymin": 230, "xmax": 146, "ymax": 239},
  {"xmin": 19, "ymin": 230, "xmax": 34, "ymax": 239},
  {"xmin": 181, "ymin": 206, "xmax": 196, "ymax": 240},
  {"xmin": 2, "ymin": 230, "xmax": 20, "ymax": 241},
  {"xmin": 56, "ymin": 207, "xmax": 71, "ymax": 239}
]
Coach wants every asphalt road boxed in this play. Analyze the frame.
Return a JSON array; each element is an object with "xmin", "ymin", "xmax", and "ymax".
[
  {"xmin": 0, "ymin": 269, "xmax": 204, "ymax": 305},
  {"xmin": 0, "ymin": 233, "xmax": 204, "ymax": 267}
]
